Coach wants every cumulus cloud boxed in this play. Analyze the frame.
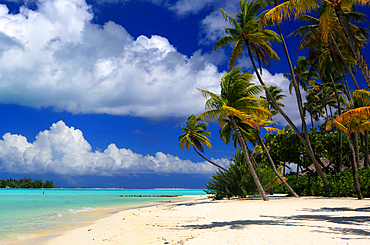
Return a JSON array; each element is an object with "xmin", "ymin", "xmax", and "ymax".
[
  {"xmin": 0, "ymin": 0, "xmax": 224, "ymax": 119},
  {"xmin": 199, "ymin": 1, "xmax": 238, "ymax": 45},
  {"xmin": 0, "ymin": 121, "xmax": 229, "ymax": 176}
]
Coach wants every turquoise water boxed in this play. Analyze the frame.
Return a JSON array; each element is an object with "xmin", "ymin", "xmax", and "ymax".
[{"xmin": 0, "ymin": 188, "xmax": 205, "ymax": 243}]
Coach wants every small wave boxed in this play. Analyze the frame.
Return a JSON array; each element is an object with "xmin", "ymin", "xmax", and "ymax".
[
  {"xmin": 57, "ymin": 213, "xmax": 63, "ymax": 217},
  {"xmin": 67, "ymin": 207, "xmax": 96, "ymax": 214}
]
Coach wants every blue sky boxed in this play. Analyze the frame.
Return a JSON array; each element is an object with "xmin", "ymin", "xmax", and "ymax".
[{"xmin": 0, "ymin": 0, "xmax": 368, "ymax": 188}]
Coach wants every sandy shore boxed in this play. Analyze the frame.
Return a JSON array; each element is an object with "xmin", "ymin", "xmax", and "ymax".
[{"xmin": 12, "ymin": 195, "xmax": 370, "ymax": 245}]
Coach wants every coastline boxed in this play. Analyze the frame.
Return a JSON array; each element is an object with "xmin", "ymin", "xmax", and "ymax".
[
  {"xmin": 9, "ymin": 195, "xmax": 201, "ymax": 245},
  {"xmin": 11, "ymin": 195, "xmax": 370, "ymax": 245}
]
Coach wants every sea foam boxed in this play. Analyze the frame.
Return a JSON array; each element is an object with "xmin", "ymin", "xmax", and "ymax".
[{"xmin": 67, "ymin": 207, "xmax": 96, "ymax": 214}]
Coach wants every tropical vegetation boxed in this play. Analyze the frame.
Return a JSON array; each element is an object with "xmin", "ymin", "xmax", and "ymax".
[
  {"xmin": 0, "ymin": 178, "xmax": 55, "ymax": 188},
  {"xmin": 179, "ymin": 0, "xmax": 370, "ymax": 200}
]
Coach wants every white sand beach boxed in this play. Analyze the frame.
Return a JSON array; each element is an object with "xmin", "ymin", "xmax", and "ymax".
[{"xmin": 12, "ymin": 195, "xmax": 370, "ymax": 245}]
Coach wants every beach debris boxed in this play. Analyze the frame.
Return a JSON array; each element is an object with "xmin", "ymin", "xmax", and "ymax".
[{"xmin": 88, "ymin": 229, "xmax": 92, "ymax": 231}]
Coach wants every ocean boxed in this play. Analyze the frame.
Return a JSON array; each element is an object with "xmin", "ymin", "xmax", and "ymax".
[{"xmin": 0, "ymin": 188, "xmax": 205, "ymax": 244}]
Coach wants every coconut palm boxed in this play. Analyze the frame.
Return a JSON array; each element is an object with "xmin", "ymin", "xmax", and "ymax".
[
  {"xmin": 246, "ymin": 114, "xmax": 299, "ymax": 197},
  {"xmin": 304, "ymin": 90, "xmax": 325, "ymax": 128},
  {"xmin": 179, "ymin": 114, "xmax": 228, "ymax": 172},
  {"xmin": 219, "ymin": 118, "xmax": 260, "ymax": 167},
  {"xmin": 284, "ymin": 57, "xmax": 319, "ymax": 95},
  {"xmin": 214, "ymin": 0, "xmax": 281, "ymax": 71},
  {"xmin": 327, "ymin": 106, "xmax": 370, "ymax": 199},
  {"xmin": 198, "ymin": 68, "xmax": 270, "ymax": 201},
  {"xmin": 288, "ymin": 2, "xmax": 368, "ymax": 93},
  {"xmin": 261, "ymin": 85, "xmax": 286, "ymax": 117},
  {"xmin": 262, "ymin": 0, "xmax": 370, "ymax": 87},
  {"xmin": 214, "ymin": 0, "xmax": 331, "ymax": 191}
]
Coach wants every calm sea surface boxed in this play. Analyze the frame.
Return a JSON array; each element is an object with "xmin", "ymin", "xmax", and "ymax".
[{"xmin": 0, "ymin": 188, "xmax": 205, "ymax": 243}]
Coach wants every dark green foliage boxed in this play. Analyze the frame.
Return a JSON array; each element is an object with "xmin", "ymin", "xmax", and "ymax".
[
  {"xmin": 265, "ymin": 128, "xmax": 351, "ymax": 169},
  {"xmin": 205, "ymin": 150, "xmax": 277, "ymax": 199},
  {"xmin": 274, "ymin": 168, "xmax": 370, "ymax": 198},
  {"xmin": 0, "ymin": 178, "xmax": 55, "ymax": 188}
]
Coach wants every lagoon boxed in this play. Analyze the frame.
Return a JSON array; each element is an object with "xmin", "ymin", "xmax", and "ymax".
[{"xmin": 0, "ymin": 188, "xmax": 204, "ymax": 244}]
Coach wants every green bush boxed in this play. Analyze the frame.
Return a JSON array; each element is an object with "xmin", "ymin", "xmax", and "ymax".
[
  {"xmin": 274, "ymin": 168, "xmax": 370, "ymax": 198},
  {"xmin": 205, "ymin": 150, "xmax": 277, "ymax": 199}
]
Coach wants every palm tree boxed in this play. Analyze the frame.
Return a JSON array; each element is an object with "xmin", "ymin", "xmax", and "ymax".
[
  {"xmin": 247, "ymin": 114, "xmax": 299, "ymax": 197},
  {"xmin": 219, "ymin": 118, "xmax": 260, "ymax": 167},
  {"xmin": 304, "ymin": 90, "xmax": 325, "ymax": 128},
  {"xmin": 261, "ymin": 85, "xmax": 286, "ymax": 117},
  {"xmin": 262, "ymin": 0, "xmax": 370, "ymax": 87},
  {"xmin": 198, "ymin": 68, "xmax": 270, "ymax": 201},
  {"xmin": 179, "ymin": 114, "xmax": 228, "ymax": 172},
  {"xmin": 327, "ymin": 106, "xmax": 370, "ymax": 199},
  {"xmin": 283, "ymin": 57, "xmax": 319, "ymax": 95},
  {"xmin": 214, "ymin": 0, "xmax": 331, "ymax": 191},
  {"xmin": 214, "ymin": 0, "xmax": 281, "ymax": 71},
  {"xmin": 288, "ymin": 2, "xmax": 368, "ymax": 93}
]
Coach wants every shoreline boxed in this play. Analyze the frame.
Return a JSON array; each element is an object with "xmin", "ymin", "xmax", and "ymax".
[
  {"xmin": 9, "ymin": 195, "xmax": 202, "ymax": 245},
  {"xmin": 10, "ymin": 195, "xmax": 370, "ymax": 245}
]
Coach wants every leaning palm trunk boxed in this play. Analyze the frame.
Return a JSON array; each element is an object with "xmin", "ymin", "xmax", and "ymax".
[
  {"xmin": 360, "ymin": 134, "xmax": 370, "ymax": 168},
  {"xmin": 193, "ymin": 147, "xmax": 228, "ymax": 172},
  {"xmin": 348, "ymin": 133, "xmax": 364, "ymax": 199},
  {"xmin": 330, "ymin": 35, "xmax": 360, "ymax": 91},
  {"xmin": 256, "ymin": 130, "xmax": 299, "ymax": 197},
  {"xmin": 276, "ymin": 14, "xmax": 312, "ymax": 152},
  {"xmin": 363, "ymin": 131, "xmax": 369, "ymax": 168},
  {"xmin": 246, "ymin": 143, "xmax": 259, "ymax": 168},
  {"xmin": 355, "ymin": 133, "xmax": 360, "ymax": 167},
  {"xmin": 273, "ymin": 0, "xmax": 327, "ymax": 186},
  {"xmin": 328, "ymin": 72, "xmax": 343, "ymax": 168},
  {"xmin": 246, "ymin": 45, "xmax": 331, "ymax": 191},
  {"xmin": 332, "ymin": 4, "xmax": 370, "ymax": 87},
  {"xmin": 230, "ymin": 116, "xmax": 268, "ymax": 201}
]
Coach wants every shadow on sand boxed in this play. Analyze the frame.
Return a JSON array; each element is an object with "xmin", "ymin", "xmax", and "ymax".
[{"xmin": 180, "ymin": 207, "xmax": 370, "ymax": 241}]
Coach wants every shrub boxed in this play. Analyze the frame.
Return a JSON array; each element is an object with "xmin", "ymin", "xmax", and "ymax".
[
  {"xmin": 205, "ymin": 150, "xmax": 278, "ymax": 199},
  {"xmin": 274, "ymin": 168, "xmax": 370, "ymax": 198}
]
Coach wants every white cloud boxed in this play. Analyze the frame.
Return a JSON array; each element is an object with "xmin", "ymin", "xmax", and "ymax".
[
  {"xmin": 168, "ymin": 0, "xmax": 218, "ymax": 16},
  {"xmin": 0, "ymin": 0, "xmax": 224, "ymax": 119},
  {"xmin": 252, "ymin": 68, "xmax": 307, "ymax": 128},
  {"xmin": 199, "ymin": 1, "xmax": 238, "ymax": 44},
  {"xmin": 0, "ymin": 121, "xmax": 229, "ymax": 176}
]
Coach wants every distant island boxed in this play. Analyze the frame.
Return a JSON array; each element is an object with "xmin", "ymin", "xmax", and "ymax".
[{"xmin": 0, "ymin": 178, "xmax": 55, "ymax": 188}]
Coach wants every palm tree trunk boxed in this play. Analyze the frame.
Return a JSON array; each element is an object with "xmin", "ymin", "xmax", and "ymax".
[
  {"xmin": 245, "ymin": 45, "xmax": 331, "ymax": 191},
  {"xmin": 276, "ymin": 15, "xmax": 313, "ymax": 161},
  {"xmin": 332, "ymin": 3, "xmax": 370, "ymax": 87},
  {"xmin": 348, "ymin": 133, "xmax": 364, "ymax": 199},
  {"xmin": 355, "ymin": 133, "xmax": 360, "ymax": 167},
  {"xmin": 256, "ymin": 130, "xmax": 299, "ymax": 197},
  {"xmin": 339, "ymin": 131, "xmax": 343, "ymax": 172},
  {"xmin": 230, "ymin": 116, "xmax": 268, "ymax": 201},
  {"xmin": 310, "ymin": 114, "xmax": 314, "ymax": 129},
  {"xmin": 360, "ymin": 133, "xmax": 369, "ymax": 168},
  {"xmin": 246, "ymin": 144, "xmax": 259, "ymax": 168},
  {"xmin": 328, "ymin": 72, "xmax": 343, "ymax": 166},
  {"xmin": 193, "ymin": 147, "xmax": 228, "ymax": 172},
  {"xmin": 330, "ymin": 35, "xmax": 360, "ymax": 90},
  {"xmin": 296, "ymin": 163, "xmax": 300, "ymax": 185},
  {"xmin": 365, "ymin": 132, "xmax": 370, "ymax": 169}
]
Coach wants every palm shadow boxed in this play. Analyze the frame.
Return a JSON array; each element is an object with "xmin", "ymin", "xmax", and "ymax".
[{"xmin": 180, "ymin": 213, "xmax": 370, "ymax": 239}]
